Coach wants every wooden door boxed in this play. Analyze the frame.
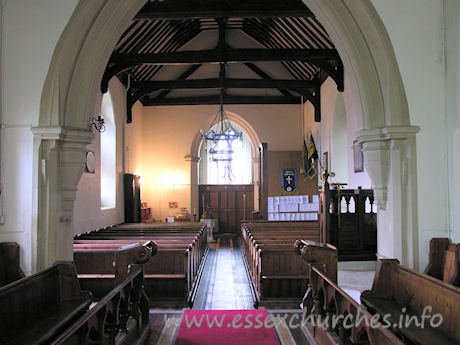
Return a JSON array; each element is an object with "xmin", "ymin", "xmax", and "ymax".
[{"xmin": 199, "ymin": 185, "xmax": 254, "ymax": 234}]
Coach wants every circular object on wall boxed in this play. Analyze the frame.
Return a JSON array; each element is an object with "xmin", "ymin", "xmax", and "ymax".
[{"xmin": 85, "ymin": 151, "xmax": 96, "ymax": 173}]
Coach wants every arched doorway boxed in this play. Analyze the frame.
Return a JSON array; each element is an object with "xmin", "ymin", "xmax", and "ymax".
[{"xmin": 35, "ymin": 0, "xmax": 420, "ymax": 270}]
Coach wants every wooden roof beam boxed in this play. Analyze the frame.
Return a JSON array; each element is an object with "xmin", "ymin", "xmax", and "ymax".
[
  {"xmin": 135, "ymin": 0, "xmax": 313, "ymax": 19},
  {"xmin": 141, "ymin": 95, "xmax": 301, "ymax": 106},
  {"xmin": 110, "ymin": 48, "xmax": 340, "ymax": 65},
  {"xmin": 131, "ymin": 78, "xmax": 319, "ymax": 90}
]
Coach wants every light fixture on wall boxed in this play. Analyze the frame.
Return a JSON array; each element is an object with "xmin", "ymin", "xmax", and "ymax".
[
  {"xmin": 200, "ymin": 90, "xmax": 242, "ymax": 160},
  {"xmin": 89, "ymin": 114, "xmax": 106, "ymax": 132}
]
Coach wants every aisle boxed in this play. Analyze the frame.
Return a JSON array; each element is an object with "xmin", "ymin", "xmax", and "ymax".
[
  {"xmin": 148, "ymin": 237, "xmax": 312, "ymax": 345},
  {"xmin": 192, "ymin": 237, "xmax": 254, "ymax": 310}
]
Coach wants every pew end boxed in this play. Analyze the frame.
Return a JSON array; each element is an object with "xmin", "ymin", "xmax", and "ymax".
[
  {"xmin": 114, "ymin": 240, "xmax": 158, "ymax": 284},
  {"xmin": 294, "ymin": 239, "xmax": 338, "ymax": 283},
  {"xmin": 0, "ymin": 242, "xmax": 25, "ymax": 287},
  {"xmin": 423, "ymin": 237, "xmax": 459, "ymax": 287}
]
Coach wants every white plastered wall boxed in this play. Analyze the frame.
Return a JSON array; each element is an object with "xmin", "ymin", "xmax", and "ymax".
[
  {"xmin": 370, "ymin": 0, "xmax": 450, "ymax": 268},
  {"xmin": 445, "ymin": 0, "xmax": 460, "ymax": 244},
  {"xmin": 0, "ymin": 0, "xmax": 78, "ymax": 274},
  {"xmin": 128, "ymin": 104, "xmax": 303, "ymax": 221}
]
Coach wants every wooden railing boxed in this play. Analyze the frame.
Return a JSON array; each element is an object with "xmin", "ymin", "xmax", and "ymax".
[
  {"xmin": 52, "ymin": 265, "xmax": 150, "ymax": 345},
  {"xmin": 52, "ymin": 241, "xmax": 156, "ymax": 345},
  {"xmin": 305, "ymin": 265, "xmax": 404, "ymax": 345},
  {"xmin": 296, "ymin": 240, "xmax": 403, "ymax": 345}
]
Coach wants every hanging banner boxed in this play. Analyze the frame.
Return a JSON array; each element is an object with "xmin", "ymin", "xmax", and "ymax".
[{"xmin": 281, "ymin": 169, "xmax": 297, "ymax": 192}]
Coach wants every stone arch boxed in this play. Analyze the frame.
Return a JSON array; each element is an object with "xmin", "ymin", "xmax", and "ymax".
[{"xmin": 35, "ymin": 0, "xmax": 419, "ymax": 269}]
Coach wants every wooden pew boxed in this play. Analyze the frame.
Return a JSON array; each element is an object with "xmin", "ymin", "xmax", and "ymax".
[
  {"xmin": 361, "ymin": 259, "xmax": 460, "ymax": 345},
  {"xmin": 52, "ymin": 241, "xmax": 155, "ymax": 345},
  {"xmin": 0, "ymin": 262, "xmax": 92, "ymax": 345},
  {"xmin": 240, "ymin": 220, "xmax": 320, "ymax": 306},
  {"xmin": 0, "ymin": 242, "xmax": 25, "ymax": 287},
  {"xmin": 73, "ymin": 224, "xmax": 208, "ymax": 306},
  {"xmin": 424, "ymin": 237, "xmax": 459, "ymax": 287}
]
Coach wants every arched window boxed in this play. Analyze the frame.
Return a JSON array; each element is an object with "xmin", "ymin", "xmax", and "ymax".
[
  {"xmin": 199, "ymin": 122, "xmax": 253, "ymax": 184},
  {"xmin": 100, "ymin": 92, "xmax": 116, "ymax": 209}
]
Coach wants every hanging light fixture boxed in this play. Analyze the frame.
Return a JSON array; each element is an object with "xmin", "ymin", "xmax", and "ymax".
[
  {"xmin": 200, "ymin": 90, "xmax": 242, "ymax": 160},
  {"xmin": 200, "ymin": 89, "xmax": 242, "ymax": 182}
]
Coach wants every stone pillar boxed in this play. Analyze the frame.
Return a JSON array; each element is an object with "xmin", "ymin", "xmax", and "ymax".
[
  {"xmin": 185, "ymin": 155, "xmax": 200, "ymax": 220},
  {"xmin": 32, "ymin": 126, "xmax": 93, "ymax": 270},
  {"xmin": 357, "ymin": 126, "xmax": 420, "ymax": 268}
]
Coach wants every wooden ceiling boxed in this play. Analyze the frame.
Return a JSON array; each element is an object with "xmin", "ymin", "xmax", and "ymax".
[{"xmin": 102, "ymin": 0, "xmax": 343, "ymax": 123}]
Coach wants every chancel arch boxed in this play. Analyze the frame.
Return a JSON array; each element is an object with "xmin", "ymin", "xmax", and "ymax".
[{"xmin": 35, "ymin": 0, "xmax": 419, "ymax": 271}]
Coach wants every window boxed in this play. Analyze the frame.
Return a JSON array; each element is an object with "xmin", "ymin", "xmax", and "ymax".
[
  {"xmin": 100, "ymin": 92, "xmax": 116, "ymax": 209},
  {"xmin": 199, "ymin": 122, "xmax": 253, "ymax": 184}
]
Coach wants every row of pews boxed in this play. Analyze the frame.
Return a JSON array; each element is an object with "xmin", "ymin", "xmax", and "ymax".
[
  {"xmin": 74, "ymin": 222, "xmax": 208, "ymax": 306},
  {"xmin": 296, "ymin": 238, "xmax": 460, "ymax": 345},
  {"xmin": 240, "ymin": 220, "xmax": 320, "ymax": 306},
  {"xmin": 0, "ymin": 241, "xmax": 155, "ymax": 345}
]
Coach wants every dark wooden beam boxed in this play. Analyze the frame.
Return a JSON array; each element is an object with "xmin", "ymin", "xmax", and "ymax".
[
  {"xmin": 131, "ymin": 78, "xmax": 319, "ymax": 90},
  {"xmin": 156, "ymin": 64, "xmax": 202, "ymax": 99},
  {"xmin": 101, "ymin": 64, "xmax": 133, "ymax": 93},
  {"xmin": 244, "ymin": 62, "xmax": 293, "ymax": 97},
  {"xmin": 135, "ymin": 0, "xmax": 313, "ymax": 19},
  {"xmin": 316, "ymin": 60, "xmax": 344, "ymax": 92},
  {"xmin": 142, "ymin": 95, "xmax": 301, "ymax": 106},
  {"xmin": 110, "ymin": 48, "xmax": 340, "ymax": 65},
  {"xmin": 304, "ymin": 86, "xmax": 321, "ymax": 122}
]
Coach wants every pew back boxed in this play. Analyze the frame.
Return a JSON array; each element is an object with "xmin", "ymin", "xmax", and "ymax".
[
  {"xmin": 0, "ymin": 262, "xmax": 92, "ymax": 345},
  {"xmin": 362, "ymin": 259, "xmax": 460, "ymax": 345}
]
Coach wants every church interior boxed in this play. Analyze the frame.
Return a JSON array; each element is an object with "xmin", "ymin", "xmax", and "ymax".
[{"xmin": 0, "ymin": 0, "xmax": 459, "ymax": 344}]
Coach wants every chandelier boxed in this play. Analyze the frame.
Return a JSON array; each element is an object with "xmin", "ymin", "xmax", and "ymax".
[{"xmin": 200, "ymin": 92, "xmax": 242, "ymax": 161}]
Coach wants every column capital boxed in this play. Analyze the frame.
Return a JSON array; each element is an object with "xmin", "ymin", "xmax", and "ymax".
[
  {"xmin": 33, "ymin": 126, "xmax": 94, "ymax": 211},
  {"xmin": 355, "ymin": 126, "xmax": 419, "ymax": 211},
  {"xmin": 356, "ymin": 125, "xmax": 420, "ymax": 143},
  {"xmin": 32, "ymin": 126, "xmax": 94, "ymax": 143}
]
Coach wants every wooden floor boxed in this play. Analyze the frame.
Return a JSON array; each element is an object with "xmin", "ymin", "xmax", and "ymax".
[{"xmin": 147, "ymin": 237, "xmax": 314, "ymax": 344}]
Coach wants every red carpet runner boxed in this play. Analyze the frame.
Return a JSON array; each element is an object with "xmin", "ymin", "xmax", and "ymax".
[{"xmin": 174, "ymin": 310, "xmax": 280, "ymax": 345}]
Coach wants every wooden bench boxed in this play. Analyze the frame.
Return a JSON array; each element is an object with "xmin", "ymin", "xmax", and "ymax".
[
  {"xmin": 0, "ymin": 262, "xmax": 92, "ymax": 345},
  {"xmin": 0, "ymin": 242, "xmax": 25, "ymax": 287},
  {"xmin": 361, "ymin": 259, "xmax": 460, "ymax": 345},
  {"xmin": 424, "ymin": 237, "xmax": 459, "ymax": 287},
  {"xmin": 240, "ymin": 220, "xmax": 320, "ymax": 306},
  {"xmin": 51, "ymin": 241, "xmax": 155, "ymax": 345},
  {"xmin": 73, "ymin": 223, "xmax": 208, "ymax": 306}
]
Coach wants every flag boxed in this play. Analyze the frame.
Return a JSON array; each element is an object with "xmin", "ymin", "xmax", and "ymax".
[{"xmin": 300, "ymin": 134, "xmax": 318, "ymax": 179}]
